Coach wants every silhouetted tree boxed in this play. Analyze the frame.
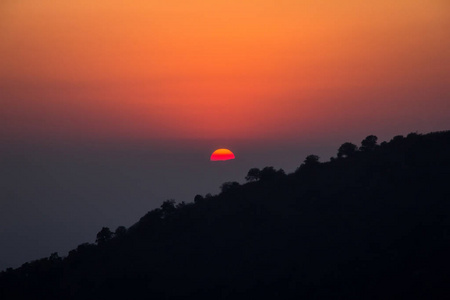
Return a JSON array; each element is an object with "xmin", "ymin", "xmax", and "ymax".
[
  {"xmin": 96, "ymin": 227, "xmax": 113, "ymax": 244},
  {"xmin": 161, "ymin": 199, "xmax": 176, "ymax": 216},
  {"xmin": 360, "ymin": 135, "xmax": 378, "ymax": 152},
  {"xmin": 304, "ymin": 154, "xmax": 320, "ymax": 165},
  {"xmin": 337, "ymin": 142, "xmax": 357, "ymax": 158},
  {"xmin": 220, "ymin": 181, "xmax": 240, "ymax": 193},
  {"xmin": 115, "ymin": 226, "xmax": 127, "ymax": 238},
  {"xmin": 391, "ymin": 135, "xmax": 404, "ymax": 143},
  {"xmin": 176, "ymin": 201, "xmax": 186, "ymax": 209},
  {"xmin": 245, "ymin": 168, "xmax": 261, "ymax": 181},
  {"xmin": 259, "ymin": 166, "xmax": 285, "ymax": 181},
  {"xmin": 49, "ymin": 252, "xmax": 61, "ymax": 262},
  {"xmin": 407, "ymin": 132, "xmax": 420, "ymax": 138},
  {"xmin": 194, "ymin": 194, "xmax": 204, "ymax": 203},
  {"xmin": 75, "ymin": 242, "xmax": 95, "ymax": 255},
  {"xmin": 296, "ymin": 155, "xmax": 320, "ymax": 173},
  {"xmin": 139, "ymin": 208, "xmax": 162, "ymax": 224}
]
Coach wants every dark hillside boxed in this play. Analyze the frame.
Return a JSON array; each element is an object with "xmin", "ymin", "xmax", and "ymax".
[{"xmin": 1, "ymin": 131, "xmax": 450, "ymax": 299}]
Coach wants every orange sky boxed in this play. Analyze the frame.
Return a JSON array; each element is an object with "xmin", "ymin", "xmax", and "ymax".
[{"xmin": 1, "ymin": 0, "xmax": 449, "ymax": 143}]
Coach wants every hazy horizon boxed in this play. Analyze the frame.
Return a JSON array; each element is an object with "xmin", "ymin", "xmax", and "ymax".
[{"xmin": 1, "ymin": 128, "xmax": 447, "ymax": 270}]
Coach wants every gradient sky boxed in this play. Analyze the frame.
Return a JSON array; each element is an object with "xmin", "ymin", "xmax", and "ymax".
[
  {"xmin": 2, "ymin": 0, "xmax": 449, "ymax": 143},
  {"xmin": 1, "ymin": 0, "xmax": 450, "ymax": 270}
]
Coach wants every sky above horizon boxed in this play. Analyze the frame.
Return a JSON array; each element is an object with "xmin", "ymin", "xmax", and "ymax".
[
  {"xmin": 1, "ymin": 0, "xmax": 449, "ymax": 144},
  {"xmin": 1, "ymin": 0, "xmax": 450, "ymax": 270}
]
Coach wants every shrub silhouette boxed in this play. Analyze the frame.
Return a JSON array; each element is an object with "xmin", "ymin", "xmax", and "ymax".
[
  {"xmin": 296, "ymin": 154, "xmax": 320, "ymax": 174},
  {"xmin": 304, "ymin": 154, "xmax": 320, "ymax": 165},
  {"xmin": 220, "ymin": 181, "xmax": 240, "ymax": 193},
  {"xmin": 114, "ymin": 226, "xmax": 127, "ymax": 238},
  {"xmin": 194, "ymin": 194, "xmax": 204, "ymax": 203},
  {"xmin": 245, "ymin": 168, "xmax": 261, "ymax": 181},
  {"xmin": 337, "ymin": 142, "xmax": 357, "ymax": 158},
  {"xmin": 360, "ymin": 135, "xmax": 378, "ymax": 151},
  {"xmin": 161, "ymin": 199, "xmax": 177, "ymax": 217},
  {"xmin": 259, "ymin": 166, "xmax": 285, "ymax": 180},
  {"xmin": 96, "ymin": 227, "xmax": 113, "ymax": 244}
]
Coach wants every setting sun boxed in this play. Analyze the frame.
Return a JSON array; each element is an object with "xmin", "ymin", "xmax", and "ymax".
[{"xmin": 210, "ymin": 149, "xmax": 235, "ymax": 161}]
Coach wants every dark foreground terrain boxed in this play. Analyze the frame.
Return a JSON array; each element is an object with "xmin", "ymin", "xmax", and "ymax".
[{"xmin": 1, "ymin": 131, "xmax": 450, "ymax": 299}]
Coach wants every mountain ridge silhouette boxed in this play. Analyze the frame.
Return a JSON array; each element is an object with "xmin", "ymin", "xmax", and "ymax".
[{"xmin": 1, "ymin": 130, "xmax": 450, "ymax": 299}]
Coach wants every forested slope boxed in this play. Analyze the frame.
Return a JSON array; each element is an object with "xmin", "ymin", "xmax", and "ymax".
[{"xmin": 1, "ymin": 131, "xmax": 450, "ymax": 299}]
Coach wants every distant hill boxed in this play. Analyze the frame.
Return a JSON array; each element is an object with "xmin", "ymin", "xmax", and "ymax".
[{"xmin": 1, "ymin": 131, "xmax": 450, "ymax": 299}]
